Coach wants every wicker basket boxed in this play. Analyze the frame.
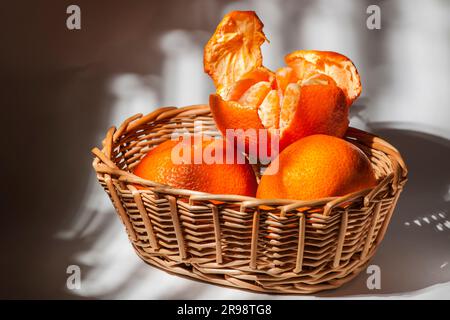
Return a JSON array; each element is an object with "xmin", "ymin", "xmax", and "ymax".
[{"xmin": 92, "ymin": 104, "xmax": 407, "ymax": 294}]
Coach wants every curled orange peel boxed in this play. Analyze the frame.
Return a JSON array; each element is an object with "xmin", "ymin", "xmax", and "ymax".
[{"xmin": 204, "ymin": 11, "xmax": 268, "ymax": 98}]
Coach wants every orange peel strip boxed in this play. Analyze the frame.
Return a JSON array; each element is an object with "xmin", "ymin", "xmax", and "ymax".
[{"xmin": 204, "ymin": 11, "xmax": 268, "ymax": 98}]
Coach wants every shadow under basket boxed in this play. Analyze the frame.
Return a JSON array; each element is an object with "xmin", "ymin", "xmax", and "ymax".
[{"xmin": 92, "ymin": 104, "xmax": 408, "ymax": 294}]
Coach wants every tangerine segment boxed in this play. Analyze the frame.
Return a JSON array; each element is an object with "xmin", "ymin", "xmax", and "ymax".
[
  {"xmin": 258, "ymin": 90, "xmax": 280, "ymax": 131},
  {"xmin": 285, "ymin": 50, "xmax": 362, "ymax": 105},
  {"xmin": 204, "ymin": 11, "xmax": 267, "ymax": 97},
  {"xmin": 225, "ymin": 78, "xmax": 260, "ymax": 101},
  {"xmin": 240, "ymin": 67, "xmax": 274, "ymax": 83},
  {"xmin": 224, "ymin": 67, "xmax": 274, "ymax": 101},
  {"xmin": 238, "ymin": 81, "xmax": 272, "ymax": 107},
  {"xmin": 275, "ymin": 67, "xmax": 296, "ymax": 101},
  {"xmin": 279, "ymin": 83, "xmax": 301, "ymax": 132},
  {"xmin": 301, "ymin": 73, "xmax": 333, "ymax": 86}
]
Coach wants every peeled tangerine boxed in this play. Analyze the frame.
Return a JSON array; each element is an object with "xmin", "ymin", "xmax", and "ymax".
[{"xmin": 204, "ymin": 11, "xmax": 362, "ymax": 153}]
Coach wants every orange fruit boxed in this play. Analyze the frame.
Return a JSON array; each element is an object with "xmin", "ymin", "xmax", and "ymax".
[
  {"xmin": 204, "ymin": 11, "xmax": 362, "ymax": 154},
  {"xmin": 256, "ymin": 135, "xmax": 377, "ymax": 200},
  {"xmin": 133, "ymin": 136, "xmax": 258, "ymax": 197}
]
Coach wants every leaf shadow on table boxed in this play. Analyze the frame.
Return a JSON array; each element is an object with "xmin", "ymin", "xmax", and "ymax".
[{"xmin": 317, "ymin": 126, "xmax": 450, "ymax": 298}]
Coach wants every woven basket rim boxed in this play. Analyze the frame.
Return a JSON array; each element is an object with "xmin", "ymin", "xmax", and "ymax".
[{"xmin": 92, "ymin": 104, "xmax": 408, "ymax": 213}]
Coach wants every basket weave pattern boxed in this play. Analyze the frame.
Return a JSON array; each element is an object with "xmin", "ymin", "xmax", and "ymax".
[{"xmin": 92, "ymin": 105, "xmax": 407, "ymax": 294}]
